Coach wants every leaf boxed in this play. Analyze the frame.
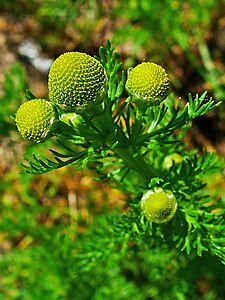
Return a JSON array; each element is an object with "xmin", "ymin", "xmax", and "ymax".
[{"xmin": 21, "ymin": 149, "xmax": 88, "ymax": 174}]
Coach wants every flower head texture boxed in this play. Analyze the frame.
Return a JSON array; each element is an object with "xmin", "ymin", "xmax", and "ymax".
[
  {"xmin": 15, "ymin": 99, "xmax": 55, "ymax": 142},
  {"xmin": 125, "ymin": 62, "xmax": 170, "ymax": 106},
  {"xmin": 141, "ymin": 188, "xmax": 177, "ymax": 223},
  {"xmin": 48, "ymin": 52, "xmax": 107, "ymax": 110}
]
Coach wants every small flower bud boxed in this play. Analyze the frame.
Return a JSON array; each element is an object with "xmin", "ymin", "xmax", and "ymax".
[
  {"xmin": 48, "ymin": 52, "xmax": 107, "ymax": 111},
  {"xmin": 163, "ymin": 153, "xmax": 182, "ymax": 169},
  {"xmin": 60, "ymin": 112, "xmax": 78, "ymax": 126},
  {"xmin": 125, "ymin": 62, "xmax": 170, "ymax": 108},
  {"xmin": 15, "ymin": 99, "xmax": 55, "ymax": 142},
  {"xmin": 141, "ymin": 188, "xmax": 177, "ymax": 223}
]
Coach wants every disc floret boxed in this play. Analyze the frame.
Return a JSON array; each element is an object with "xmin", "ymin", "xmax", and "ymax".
[
  {"xmin": 126, "ymin": 62, "xmax": 170, "ymax": 108},
  {"xmin": 48, "ymin": 52, "xmax": 107, "ymax": 111},
  {"xmin": 15, "ymin": 99, "xmax": 55, "ymax": 142},
  {"xmin": 141, "ymin": 188, "xmax": 177, "ymax": 223}
]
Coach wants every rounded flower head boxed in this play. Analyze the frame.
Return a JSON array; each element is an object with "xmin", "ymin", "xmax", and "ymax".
[
  {"xmin": 15, "ymin": 99, "xmax": 55, "ymax": 142},
  {"xmin": 48, "ymin": 52, "xmax": 107, "ymax": 111},
  {"xmin": 125, "ymin": 62, "xmax": 170, "ymax": 107},
  {"xmin": 141, "ymin": 188, "xmax": 177, "ymax": 223}
]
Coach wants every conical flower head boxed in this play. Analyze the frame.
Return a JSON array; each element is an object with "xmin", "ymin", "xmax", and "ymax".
[
  {"xmin": 126, "ymin": 62, "xmax": 170, "ymax": 107},
  {"xmin": 15, "ymin": 99, "xmax": 55, "ymax": 142},
  {"xmin": 141, "ymin": 188, "xmax": 177, "ymax": 223},
  {"xmin": 48, "ymin": 52, "xmax": 107, "ymax": 111}
]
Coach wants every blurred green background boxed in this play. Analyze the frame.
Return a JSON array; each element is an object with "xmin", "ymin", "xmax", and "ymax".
[{"xmin": 0, "ymin": 1, "xmax": 225, "ymax": 299}]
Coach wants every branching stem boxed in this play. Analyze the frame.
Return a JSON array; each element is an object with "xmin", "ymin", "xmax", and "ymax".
[{"xmin": 113, "ymin": 146, "xmax": 156, "ymax": 185}]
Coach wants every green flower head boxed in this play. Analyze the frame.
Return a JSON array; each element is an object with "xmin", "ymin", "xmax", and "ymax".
[
  {"xmin": 48, "ymin": 52, "xmax": 107, "ymax": 111},
  {"xmin": 125, "ymin": 62, "xmax": 170, "ymax": 108},
  {"xmin": 141, "ymin": 188, "xmax": 177, "ymax": 223},
  {"xmin": 15, "ymin": 99, "xmax": 55, "ymax": 142}
]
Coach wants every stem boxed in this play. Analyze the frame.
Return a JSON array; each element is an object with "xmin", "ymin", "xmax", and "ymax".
[
  {"xmin": 113, "ymin": 146, "xmax": 156, "ymax": 186},
  {"xmin": 80, "ymin": 97, "xmax": 157, "ymax": 186}
]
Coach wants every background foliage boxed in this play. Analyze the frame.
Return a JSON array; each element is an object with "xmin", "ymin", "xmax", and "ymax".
[{"xmin": 0, "ymin": 1, "xmax": 225, "ymax": 299}]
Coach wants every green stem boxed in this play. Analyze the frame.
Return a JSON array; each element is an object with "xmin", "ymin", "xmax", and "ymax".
[
  {"xmin": 113, "ymin": 146, "xmax": 156, "ymax": 185},
  {"xmin": 81, "ymin": 98, "xmax": 157, "ymax": 186}
]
